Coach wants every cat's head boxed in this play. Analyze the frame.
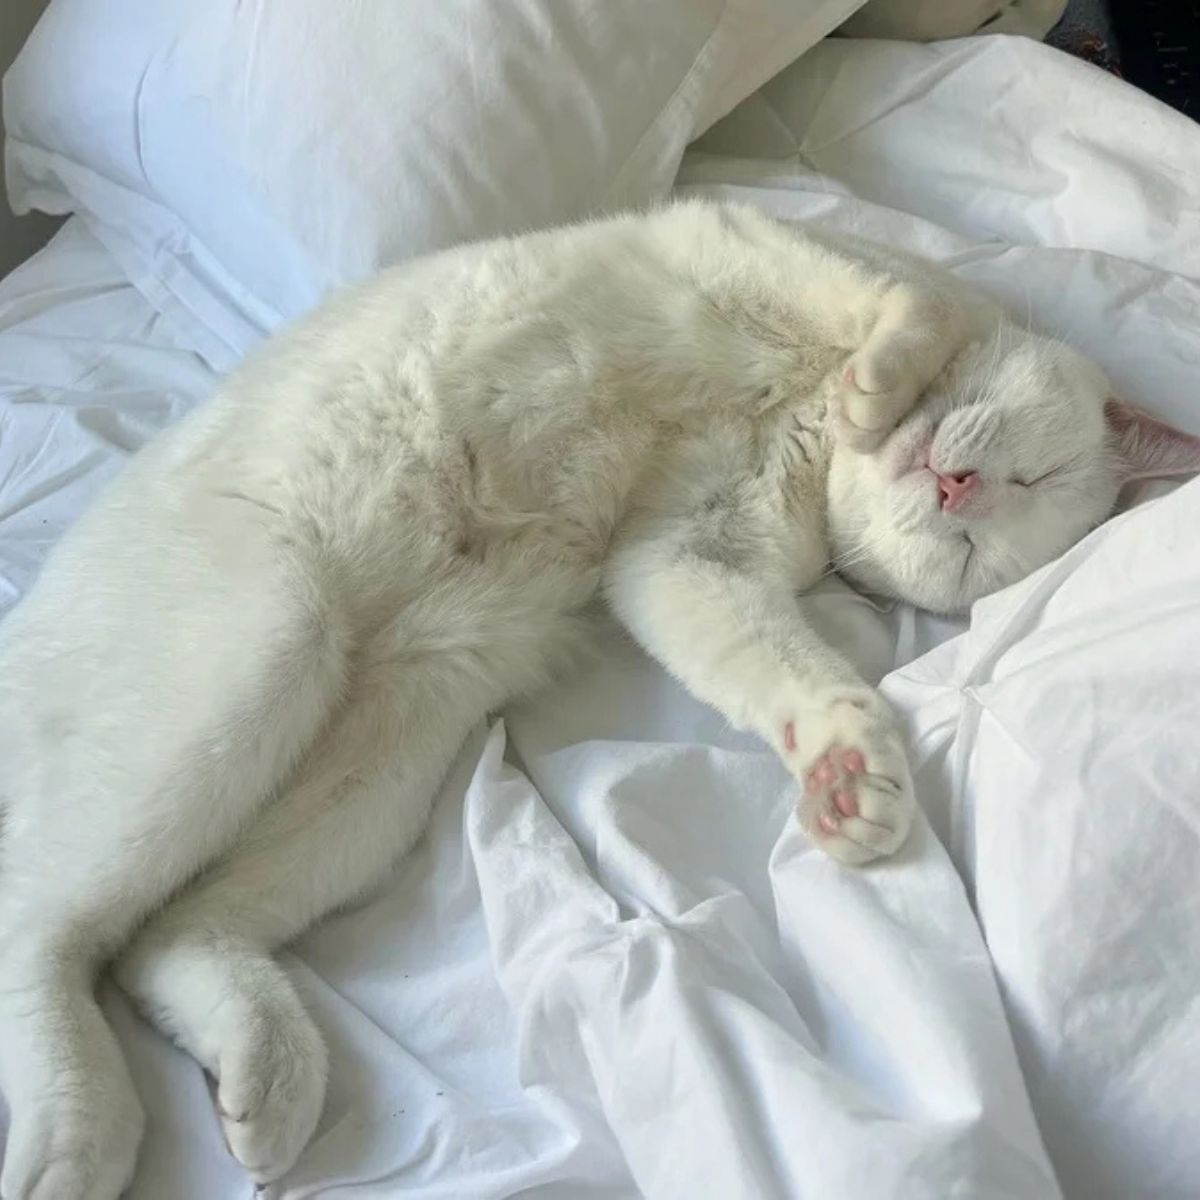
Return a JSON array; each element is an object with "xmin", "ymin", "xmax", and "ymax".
[{"xmin": 826, "ymin": 324, "xmax": 1200, "ymax": 614}]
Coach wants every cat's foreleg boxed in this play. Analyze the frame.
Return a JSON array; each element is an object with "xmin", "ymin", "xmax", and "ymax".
[{"xmin": 607, "ymin": 510, "xmax": 916, "ymax": 865}]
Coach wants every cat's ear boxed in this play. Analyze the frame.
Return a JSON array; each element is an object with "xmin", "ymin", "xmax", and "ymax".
[{"xmin": 1105, "ymin": 399, "xmax": 1200, "ymax": 481}]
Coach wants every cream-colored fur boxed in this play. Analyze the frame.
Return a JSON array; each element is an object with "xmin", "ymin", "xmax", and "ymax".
[{"xmin": 1, "ymin": 201, "xmax": 1196, "ymax": 1200}]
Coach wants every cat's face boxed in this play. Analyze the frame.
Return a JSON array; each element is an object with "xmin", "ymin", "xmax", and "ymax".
[{"xmin": 826, "ymin": 326, "xmax": 1200, "ymax": 614}]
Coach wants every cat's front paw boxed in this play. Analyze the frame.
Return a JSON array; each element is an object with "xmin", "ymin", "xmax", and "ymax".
[
  {"xmin": 777, "ymin": 690, "xmax": 915, "ymax": 865},
  {"xmin": 834, "ymin": 354, "xmax": 923, "ymax": 454}
]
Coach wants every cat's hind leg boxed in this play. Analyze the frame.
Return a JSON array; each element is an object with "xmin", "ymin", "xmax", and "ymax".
[
  {"xmin": 114, "ymin": 638, "xmax": 492, "ymax": 1186},
  {"xmin": 0, "ymin": 564, "xmax": 348, "ymax": 1200}
]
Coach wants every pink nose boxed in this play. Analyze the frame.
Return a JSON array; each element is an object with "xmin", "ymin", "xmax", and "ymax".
[{"xmin": 936, "ymin": 470, "xmax": 979, "ymax": 512}]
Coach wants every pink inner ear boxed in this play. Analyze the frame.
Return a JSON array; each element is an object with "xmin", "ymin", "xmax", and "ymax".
[{"xmin": 1105, "ymin": 399, "xmax": 1200, "ymax": 481}]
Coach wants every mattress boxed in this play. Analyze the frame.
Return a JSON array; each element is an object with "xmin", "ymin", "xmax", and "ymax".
[{"xmin": 2, "ymin": 33, "xmax": 1199, "ymax": 1200}]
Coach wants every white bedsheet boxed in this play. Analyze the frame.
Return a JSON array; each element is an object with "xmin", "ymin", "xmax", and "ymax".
[{"xmin": 1, "ymin": 33, "xmax": 1199, "ymax": 1200}]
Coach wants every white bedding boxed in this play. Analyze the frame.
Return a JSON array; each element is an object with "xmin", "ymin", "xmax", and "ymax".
[{"xmin": 2, "ymin": 33, "xmax": 1199, "ymax": 1200}]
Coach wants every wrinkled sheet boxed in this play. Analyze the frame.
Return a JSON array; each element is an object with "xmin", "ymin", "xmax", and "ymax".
[{"xmin": 1, "ymin": 33, "xmax": 1199, "ymax": 1200}]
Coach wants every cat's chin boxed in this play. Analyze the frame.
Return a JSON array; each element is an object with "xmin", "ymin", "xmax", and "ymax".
[{"xmin": 836, "ymin": 548, "xmax": 973, "ymax": 616}]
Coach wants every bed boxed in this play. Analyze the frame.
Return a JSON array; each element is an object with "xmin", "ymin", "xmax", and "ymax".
[{"xmin": 2, "ymin": 6, "xmax": 1199, "ymax": 1199}]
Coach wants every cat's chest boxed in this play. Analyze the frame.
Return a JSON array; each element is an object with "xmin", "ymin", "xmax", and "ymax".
[
  {"xmin": 761, "ymin": 401, "xmax": 834, "ymax": 588},
  {"xmin": 772, "ymin": 399, "xmax": 828, "ymax": 477}
]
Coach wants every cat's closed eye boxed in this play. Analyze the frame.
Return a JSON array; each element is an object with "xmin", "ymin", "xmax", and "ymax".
[{"xmin": 1009, "ymin": 467, "xmax": 1060, "ymax": 489}]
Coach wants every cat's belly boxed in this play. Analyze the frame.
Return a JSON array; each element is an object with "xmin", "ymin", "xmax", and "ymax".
[
  {"xmin": 239, "ymin": 441, "xmax": 618, "ymax": 649},
  {"xmin": 240, "ymin": 392, "xmax": 647, "ymax": 614}
]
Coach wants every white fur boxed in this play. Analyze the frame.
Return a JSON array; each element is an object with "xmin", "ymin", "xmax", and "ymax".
[{"xmin": 0, "ymin": 201, "xmax": 1193, "ymax": 1199}]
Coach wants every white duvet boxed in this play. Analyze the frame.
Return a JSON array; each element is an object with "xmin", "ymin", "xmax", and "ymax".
[{"xmin": 1, "ymin": 35, "xmax": 1198, "ymax": 1200}]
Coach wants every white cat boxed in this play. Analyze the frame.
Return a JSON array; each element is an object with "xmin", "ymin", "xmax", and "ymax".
[{"xmin": 0, "ymin": 200, "xmax": 1197, "ymax": 1200}]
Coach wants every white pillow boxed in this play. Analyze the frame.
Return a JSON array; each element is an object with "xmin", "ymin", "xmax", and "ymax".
[{"xmin": 4, "ymin": 0, "xmax": 861, "ymax": 369}]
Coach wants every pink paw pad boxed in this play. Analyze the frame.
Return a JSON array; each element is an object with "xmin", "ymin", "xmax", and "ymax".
[
  {"xmin": 840, "ymin": 749, "xmax": 866, "ymax": 775},
  {"xmin": 807, "ymin": 759, "xmax": 838, "ymax": 788},
  {"xmin": 833, "ymin": 789, "xmax": 858, "ymax": 818},
  {"xmin": 804, "ymin": 743, "xmax": 869, "ymax": 835},
  {"xmin": 817, "ymin": 810, "xmax": 841, "ymax": 835}
]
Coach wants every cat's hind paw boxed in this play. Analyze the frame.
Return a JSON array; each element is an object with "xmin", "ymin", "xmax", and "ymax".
[
  {"xmin": 213, "ymin": 995, "xmax": 328, "ymax": 1185},
  {"xmin": 0, "ymin": 1084, "xmax": 143, "ymax": 1200}
]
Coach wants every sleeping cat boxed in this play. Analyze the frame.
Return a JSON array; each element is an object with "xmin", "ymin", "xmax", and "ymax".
[{"xmin": 1, "ymin": 200, "xmax": 1197, "ymax": 1200}]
